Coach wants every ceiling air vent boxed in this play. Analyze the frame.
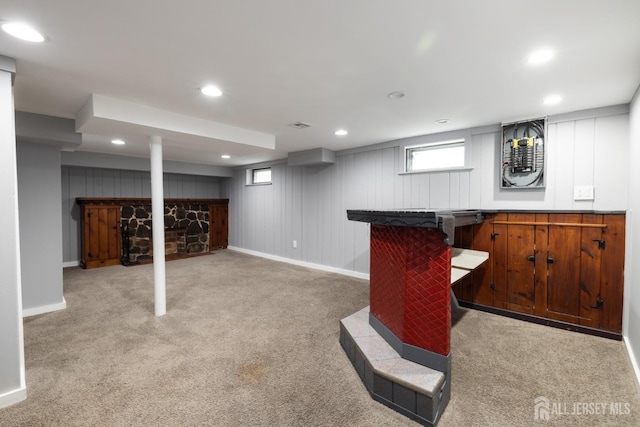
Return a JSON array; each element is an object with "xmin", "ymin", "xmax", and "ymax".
[{"xmin": 288, "ymin": 122, "xmax": 311, "ymax": 129}]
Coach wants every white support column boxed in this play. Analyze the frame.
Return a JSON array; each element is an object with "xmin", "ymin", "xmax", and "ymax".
[{"xmin": 150, "ymin": 136, "xmax": 166, "ymax": 316}]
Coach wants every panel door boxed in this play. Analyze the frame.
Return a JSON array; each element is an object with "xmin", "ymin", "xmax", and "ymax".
[
  {"xmin": 578, "ymin": 214, "xmax": 605, "ymax": 328},
  {"xmin": 210, "ymin": 205, "xmax": 228, "ymax": 249},
  {"xmin": 599, "ymin": 214, "xmax": 625, "ymax": 332},
  {"xmin": 84, "ymin": 206, "xmax": 120, "ymax": 268},
  {"xmin": 491, "ymin": 213, "xmax": 509, "ymax": 309},
  {"xmin": 546, "ymin": 213, "xmax": 602, "ymax": 326},
  {"xmin": 503, "ymin": 213, "xmax": 536, "ymax": 314}
]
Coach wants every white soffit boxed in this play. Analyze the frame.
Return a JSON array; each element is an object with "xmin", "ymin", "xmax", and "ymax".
[{"xmin": 75, "ymin": 94, "xmax": 276, "ymax": 150}]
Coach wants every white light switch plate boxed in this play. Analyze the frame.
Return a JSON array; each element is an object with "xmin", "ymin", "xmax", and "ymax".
[{"xmin": 574, "ymin": 185, "xmax": 595, "ymax": 201}]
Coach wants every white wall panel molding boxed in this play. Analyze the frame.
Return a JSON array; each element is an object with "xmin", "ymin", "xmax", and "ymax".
[{"xmin": 593, "ymin": 114, "xmax": 629, "ymax": 211}]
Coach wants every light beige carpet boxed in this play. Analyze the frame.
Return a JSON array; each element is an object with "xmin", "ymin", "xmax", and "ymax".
[{"xmin": 1, "ymin": 250, "xmax": 638, "ymax": 426}]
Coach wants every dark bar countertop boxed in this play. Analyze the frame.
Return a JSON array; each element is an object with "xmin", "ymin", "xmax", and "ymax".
[{"xmin": 346, "ymin": 209, "xmax": 484, "ymax": 245}]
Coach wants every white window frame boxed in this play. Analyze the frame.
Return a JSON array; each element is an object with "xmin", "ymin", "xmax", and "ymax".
[
  {"xmin": 246, "ymin": 167, "xmax": 272, "ymax": 186},
  {"xmin": 403, "ymin": 138, "xmax": 470, "ymax": 174}
]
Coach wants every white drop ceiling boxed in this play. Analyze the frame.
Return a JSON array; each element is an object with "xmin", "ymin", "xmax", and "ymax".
[{"xmin": 1, "ymin": 0, "xmax": 639, "ymax": 167}]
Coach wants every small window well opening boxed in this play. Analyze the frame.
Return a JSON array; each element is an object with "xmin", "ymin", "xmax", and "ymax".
[
  {"xmin": 247, "ymin": 167, "xmax": 272, "ymax": 185},
  {"xmin": 405, "ymin": 139, "xmax": 465, "ymax": 172}
]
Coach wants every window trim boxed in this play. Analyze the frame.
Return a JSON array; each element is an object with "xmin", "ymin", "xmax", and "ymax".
[
  {"xmin": 398, "ymin": 166, "xmax": 474, "ymax": 176},
  {"xmin": 245, "ymin": 167, "xmax": 273, "ymax": 186}
]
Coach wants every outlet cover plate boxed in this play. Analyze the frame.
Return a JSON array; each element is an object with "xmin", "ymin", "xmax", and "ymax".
[{"xmin": 574, "ymin": 185, "xmax": 595, "ymax": 201}]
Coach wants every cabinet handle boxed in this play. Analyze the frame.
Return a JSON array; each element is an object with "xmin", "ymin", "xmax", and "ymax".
[
  {"xmin": 527, "ymin": 254, "xmax": 536, "ymax": 262},
  {"xmin": 547, "ymin": 257, "xmax": 555, "ymax": 264}
]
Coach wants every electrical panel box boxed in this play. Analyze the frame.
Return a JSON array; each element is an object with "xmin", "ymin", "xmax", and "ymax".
[{"xmin": 501, "ymin": 118, "xmax": 546, "ymax": 189}]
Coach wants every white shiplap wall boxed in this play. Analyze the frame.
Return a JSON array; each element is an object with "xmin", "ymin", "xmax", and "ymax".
[
  {"xmin": 61, "ymin": 166, "xmax": 221, "ymax": 263},
  {"xmin": 226, "ymin": 106, "xmax": 629, "ymax": 275},
  {"xmin": 469, "ymin": 111, "xmax": 628, "ymax": 211}
]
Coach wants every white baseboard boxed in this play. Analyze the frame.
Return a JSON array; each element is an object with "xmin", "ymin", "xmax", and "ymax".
[
  {"xmin": 63, "ymin": 261, "xmax": 79, "ymax": 268},
  {"xmin": 227, "ymin": 246, "xmax": 370, "ymax": 281},
  {"xmin": 22, "ymin": 297, "xmax": 67, "ymax": 317},
  {"xmin": 623, "ymin": 336, "xmax": 640, "ymax": 395},
  {"xmin": 0, "ymin": 386, "xmax": 26, "ymax": 409}
]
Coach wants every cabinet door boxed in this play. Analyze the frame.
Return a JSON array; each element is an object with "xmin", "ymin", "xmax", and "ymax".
[
  {"xmin": 546, "ymin": 214, "xmax": 583, "ymax": 321},
  {"xmin": 503, "ymin": 213, "xmax": 536, "ymax": 314},
  {"xmin": 491, "ymin": 212, "xmax": 546, "ymax": 316},
  {"xmin": 578, "ymin": 214, "xmax": 605, "ymax": 328},
  {"xmin": 84, "ymin": 206, "xmax": 120, "ymax": 268},
  {"xmin": 600, "ymin": 214, "xmax": 625, "ymax": 332},
  {"xmin": 209, "ymin": 205, "xmax": 228, "ymax": 249},
  {"xmin": 546, "ymin": 213, "xmax": 604, "ymax": 327}
]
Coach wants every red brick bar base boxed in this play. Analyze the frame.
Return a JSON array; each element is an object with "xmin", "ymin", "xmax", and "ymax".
[
  {"xmin": 369, "ymin": 225, "xmax": 451, "ymax": 357},
  {"xmin": 342, "ymin": 209, "xmax": 481, "ymax": 426}
]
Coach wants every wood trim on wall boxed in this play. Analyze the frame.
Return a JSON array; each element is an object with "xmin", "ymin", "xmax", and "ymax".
[{"xmin": 491, "ymin": 220, "xmax": 607, "ymax": 228}]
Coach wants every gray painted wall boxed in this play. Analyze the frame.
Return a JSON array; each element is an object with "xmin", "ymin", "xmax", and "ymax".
[
  {"xmin": 0, "ymin": 64, "xmax": 24, "ymax": 405},
  {"xmin": 17, "ymin": 142, "xmax": 64, "ymax": 312},
  {"xmin": 62, "ymin": 166, "xmax": 222, "ymax": 263},
  {"xmin": 626, "ymin": 88, "xmax": 640, "ymax": 376},
  {"xmin": 225, "ymin": 106, "xmax": 629, "ymax": 275}
]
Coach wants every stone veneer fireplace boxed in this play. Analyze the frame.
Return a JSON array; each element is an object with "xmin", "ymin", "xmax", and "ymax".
[
  {"xmin": 76, "ymin": 198, "xmax": 228, "ymax": 269},
  {"xmin": 122, "ymin": 202, "xmax": 210, "ymax": 264},
  {"xmin": 164, "ymin": 228, "xmax": 187, "ymax": 255}
]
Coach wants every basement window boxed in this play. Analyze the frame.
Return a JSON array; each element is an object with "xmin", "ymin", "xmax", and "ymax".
[
  {"xmin": 246, "ymin": 167, "xmax": 272, "ymax": 185},
  {"xmin": 405, "ymin": 139, "xmax": 465, "ymax": 172}
]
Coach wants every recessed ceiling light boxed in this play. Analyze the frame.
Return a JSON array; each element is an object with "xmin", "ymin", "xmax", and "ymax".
[
  {"xmin": 111, "ymin": 139, "xmax": 126, "ymax": 145},
  {"xmin": 334, "ymin": 129, "xmax": 348, "ymax": 136},
  {"xmin": 435, "ymin": 119, "xmax": 450, "ymax": 124},
  {"xmin": 388, "ymin": 91, "xmax": 405, "ymax": 99},
  {"xmin": 528, "ymin": 48, "xmax": 554, "ymax": 65},
  {"xmin": 200, "ymin": 85, "xmax": 222, "ymax": 97},
  {"xmin": 221, "ymin": 154, "xmax": 231, "ymax": 159},
  {"xmin": 543, "ymin": 95, "xmax": 562, "ymax": 105},
  {"xmin": 1, "ymin": 21, "xmax": 45, "ymax": 42}
]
